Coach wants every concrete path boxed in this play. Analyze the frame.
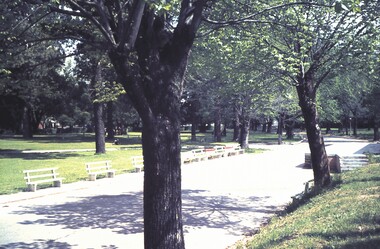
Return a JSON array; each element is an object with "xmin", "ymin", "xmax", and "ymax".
[{"xmin": 0, "ymin": 139, "xmax": 378, "ymax": 249}]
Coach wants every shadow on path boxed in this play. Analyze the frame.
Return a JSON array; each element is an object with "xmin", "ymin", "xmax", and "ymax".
[
  {"xmin": 0, "ymin": 239, "xmax": 74, "ymax": 249},
  {"xmin": 12, "ymin": 192, "xmax": 144, "ymax": 235},
  {"xmin": 8, "ymin": 189, "xmax": 281, "ymax": 240},
  {"xmin": 183, "ymin": 190, "xmax": 279, "ymax": 236}
]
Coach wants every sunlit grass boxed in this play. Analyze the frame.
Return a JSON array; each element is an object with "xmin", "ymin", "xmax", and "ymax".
[
  {"xmin": 242, "ymin": 164, "xmax": 380, "ymax": 249},
  {"xmin": 0, "ymin": 131, "xmax": 289, "ymax": 194},
  {"xmin": 0, "ymin": 149, "xmax": 142, "ymax": 195}
]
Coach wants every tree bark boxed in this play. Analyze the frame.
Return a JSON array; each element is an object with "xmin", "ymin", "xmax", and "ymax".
[
  {"xmin": 277, "ymin": 113, "xmax": 284, "ymax": 145},
  {"xmin": 285, "ymin": 121, "xmax": 295, "ymax": 140},
  {"xmin": 22, "ymin": 106, "xmax": 33, "ymax": 138},
  {"xmin": 262, "ymin": 121, "xmax": 267, "ymax": 133},
  {"xmin": 142, "ymin": 114, "xmax": 184, "ymax": 249},
  {"xmin": 233, "ymin": 104, "xmax": 240, "ymax": 142},
  {"xmin": 191, "ymin": 121, "xmax": 197, "ymax": 141},
  {"xmin": 108, "ymin": 12, "xmax": 197, "ymax": 245},
  {"xmin": 106, "ymin": 101, "xmax": 115, "ymax": 140},
  {"xmin": 239, "ymin": 117, "xmax": 250, "ymax": 149},
  {"xmin": 214, "ymin": 106, "xmax": 222, "ymax": 142},
  {"xmin": 296, "ymin": 76, "xmax": 331, "ymax": 188},
  {"xmin": 93, "ymin": 62, "xmax": 106, "ymax": 154},
  {"xmin": 107, "ymin": 1, "xmax": 206, "ymax": 247},
  {"xmin": 374, "ymin": 116, "xmax": 379, "ymax": 141},
  {"xmin": 266, "ymin": 118, "xmax": 273, "ymax": 133},
  {"xmin": 94, "ymin": 102, "xmax": 106, "ymax": 154}
]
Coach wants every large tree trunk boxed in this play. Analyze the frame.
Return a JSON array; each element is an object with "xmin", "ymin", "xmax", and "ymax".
[
  {"xmin": 214, "ymin": 106, "xmax": 222, "ymax": 142},
  {"xmin": 22, "ymin": 106, "xmax": 33, "ymax": 138},
  {"xmin": 239, "ymin": 117, "xmax": 250, "ymax": 149},
  {"xmin": 374, "ymin": 116, "xmax": 379, "ymax": 141},
  {"xmin": 233, "ymin": 104, "xmax": 240, "ymax": 142},
  {"xmin": 107, "ymin": 2, "xmax": 206, "ymax": 247},
  {"xmin": 277, "ymin": 112, "xmax": 284, "ymax": 145},
  {"xmin": 94, "ymin": 102, "xmax": 106, "ymax": 154},
  {"xmin": 191, "ymin": 121, "xmax": 197, "ymax": 141},
  {"xmin": 92, "ymin": 62, "xmax": 106, "ymax": 154},
  {"xmin": 296, "ymin": 76, "xmax": 331, "ymax": 188},
  {"xmin": 266, "ymin": 118, "xmax": 273, "ymax": 133},
  {"xmin": 285, "ymin": 119, "xmax": 295, "ymax": 140},
  {"xmin": 142, "ymin": 114, "xmax": 184, "ymax": 249},
  {"xmin": 109, "ymin": 32, "xmax": 190, "ymax": 249},
  {"xmin": 106, "ymin": 101, "xmax": 115, "ymax": 140}
]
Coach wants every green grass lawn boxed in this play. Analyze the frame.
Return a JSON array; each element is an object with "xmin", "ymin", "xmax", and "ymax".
[
  {"xmin": 0, "ymin": 149, "xmax": 143, "ymax": 195},
  {"xmin": 0, "ymin": 130, "xmax": 295, "ymax": 195},
  {"xmin": 239, "ymin": 164, "xmax": 380, "ymax": 249},
  {"xmin": 0, "ymin": 133, "xmax": 144, "ymax": 195}
]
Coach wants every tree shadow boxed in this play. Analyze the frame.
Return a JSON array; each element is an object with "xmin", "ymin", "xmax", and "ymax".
[
  {"xmin": 9, "ymin": 189, "xmax": 281, "ymax": 241},
  {"xmin": 343, "ymin": 175, "xmax": 380, "ymax": 184},
  {"xmin": 355, "ymin": 143, "xmax": 380, "ymax": 154},
  {"xmin": 304, "ymin": 227, "xmax": 380, "ymax": 249},
  {"xmin": 182, "ymin": 190, "xmax": 279, "ymax": 236},
  {"xmin": 0, "ymin": 134, "xmax": 96, "ymax": 144},
  {"xmin": 0, "ymin": 239, "xmax": 73, "ymax": 249},
  {"xmin": 0, "ymin": 151, "xmax": 88, "ymax": 160},
  {"xmin": 12, "ymin": 192, "xmax": 144, "ymax": 235}
]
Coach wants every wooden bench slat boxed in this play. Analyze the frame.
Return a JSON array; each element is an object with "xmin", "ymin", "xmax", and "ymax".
[
  {"xmin": 86, "ymin": 166, "xmax": 112, "ymax": 171},
  {"xmin": 85, "ymin": 161, "xmax": 111, "ymax": 166},
  {"xmin": 23, "ymin": 168, "xmax": 58, "ymax": 173},
  {"xmin": 24, "ymin": 172, "xmax": 59, "ymax": 178},
  {"xmin": 88, "ymin": 170, "xmax": 115, "ymax": 174},
  {"xmin": 28, "ymin": 178, "xmax": 64, "ymax": 184},
  {"xmin": 85, "ymin": 161, "xmax": 115, "ymax": 181}
]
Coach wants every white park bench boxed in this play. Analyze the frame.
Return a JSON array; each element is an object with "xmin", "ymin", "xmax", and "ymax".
[
  {"xmin": 225, "ymin": 145, "xmax": 245, "ymax": 156},
  {"xmin": 23, "ymin": 167, "xmax": 64, "ymax": 192},
  {"xmin": 131, "ymin": 156, "xmax": 144, "ymax": 172},
  {"xmin": 191, "ymin": 149, "xmax": 208, "ymax": 162},
  {"xmin": 213, "ymin": 146, "xmax": 226, "ymax": 158},
  {"xmin": 85, "ymin": 160, "xmax": 115, "ymax": 181},
  {"xmin": 181, "ymin": 151, "xmax": 195, "ymax": 164}
]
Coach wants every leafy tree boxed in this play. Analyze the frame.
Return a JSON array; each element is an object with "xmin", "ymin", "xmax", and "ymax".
[
  {"xmin": 26, "ymin": 1, "xmax": 210, "ymax": 247},
  {"xmin": 253, "ymin": 1, "xmax": 377, "ymax": 188},
  {"xmin": 0, "ymin": 1, "xmax": 74, "ymax": 136}
]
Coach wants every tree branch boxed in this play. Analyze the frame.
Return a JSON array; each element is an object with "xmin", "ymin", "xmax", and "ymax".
[{"xmin": 203, "ymin": 1, "xmax": 334, "ymax": 27}]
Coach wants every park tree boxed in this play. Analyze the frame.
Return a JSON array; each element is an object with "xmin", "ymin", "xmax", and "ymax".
[
  {"xmin": 24, "ymin": 0, "xmax": 210, "ymax": 247},
  {"xmin": 0, "ymin": 1, "xmax": 79, "ymax": 136},
  {"xmin": 187, "ymin": 26, "xmax": 279, "ymax": 147},
  {"xmin": 75, "ymin": 50, "xmax": 125, "ymax": 154},
  {"xmin": 251, "ymin": 1, "xmax": 378, "ymax": 188}
]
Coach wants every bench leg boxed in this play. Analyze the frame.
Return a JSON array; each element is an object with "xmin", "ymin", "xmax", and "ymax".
[
  {"xmin": 54, "ymin": 180, "xmax": 62, "ymax": 188},
  {"xmin": 135, "ymin": 167, "xmax": 141, "ymax": 173},
  {"xmin": 107, "ymin": 172, "xmax": 115, "ymax": 178},
  {"xmin": 28, "ymin": 184, "xmax": 37, "ymax": 192},
  {"xmin": 88, "ymin": 174, "xmax": 97, "ymax": 181}
]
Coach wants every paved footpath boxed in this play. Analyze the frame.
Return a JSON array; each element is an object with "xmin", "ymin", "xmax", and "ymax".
[{"xmin": 0, "ymin": 138, "xmax": 378, "ymax": 249}]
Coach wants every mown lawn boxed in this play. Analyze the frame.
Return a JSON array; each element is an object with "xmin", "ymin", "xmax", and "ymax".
[
  {"xmin": 0, "ymin": 133, "xmax": 144, "ymax": 195},
  {"xmin": 0, "ymin": 131, "xmax": 293, "ymax": 195},
  {"xmin": 239, "ymin": 164, "xmax": 380, "ymax": 249},
  {"xmin": 0, "ymin": 149, "xmax": 143, "ymax": 195}
]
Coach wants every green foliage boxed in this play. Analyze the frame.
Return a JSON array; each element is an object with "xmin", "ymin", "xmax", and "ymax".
[{"xmin": 93, "ymin": 80, "xmax": 126, "ymax": 103}]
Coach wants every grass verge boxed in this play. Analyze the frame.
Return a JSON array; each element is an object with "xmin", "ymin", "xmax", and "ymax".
[{"xmin": 238, "ymin": 164, "xmax": 380, "ymax": 249}]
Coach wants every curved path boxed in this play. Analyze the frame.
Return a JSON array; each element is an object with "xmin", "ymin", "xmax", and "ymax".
[{"xmin": 0, "ymin": 138, "xmax": 378, "ymax": 249}]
